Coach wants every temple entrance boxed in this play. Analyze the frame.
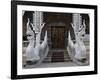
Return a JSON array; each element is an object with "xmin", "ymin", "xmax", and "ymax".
[
  {"xmin": 47, "ymin": 26, "xmax": 66, "ymax": 50},
  {"xmin": 42, "ymin": 12, "xmax": 72, "ymax": 62}
]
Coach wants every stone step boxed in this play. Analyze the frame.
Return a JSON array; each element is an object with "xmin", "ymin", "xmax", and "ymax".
[
  {"xmin": 22, "ymin": 43, "xmax": 89, "ymax": 64},
  {"xmin": 43, "ymin": 51, "xmax": 72, "ymax": 63}
]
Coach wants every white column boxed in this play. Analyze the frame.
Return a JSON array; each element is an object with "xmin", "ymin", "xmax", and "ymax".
[
  {"xmin": 73, "ymin": 13, "xmax": 81, "ymax": 32},
  {"xmin": 33, "ymin": 11, "xmax": 43, "ymax": 33},
  {"xmin": 33, "ymin": 11, "xmax": 43, "ymax": 45}
]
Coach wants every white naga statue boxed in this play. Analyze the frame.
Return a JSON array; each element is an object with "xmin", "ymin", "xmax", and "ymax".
[
  {"xmin": 68, "ymin": 19, "xmax": 88, "ymax": 65},
  {"xmin": 25, "ymin": 18, "xmax": 49, "ymax": 66},
  {"xmin": 26, "ymin": 18, "xmax": 39, "ymax": 62}
]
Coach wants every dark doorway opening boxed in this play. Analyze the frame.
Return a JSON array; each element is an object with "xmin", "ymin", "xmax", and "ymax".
[
  {"xmin": 43, "ymin": 12, "xmax": 72, "ymax": 50},
  {"xmin": 47, "ymin": 26, "xmax": 65, "ymax": 49}
]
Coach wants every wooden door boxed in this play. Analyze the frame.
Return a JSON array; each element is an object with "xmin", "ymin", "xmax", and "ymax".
[{"xmin": 50, "ymin": 26, "xmax": 65, "ymax": 49}]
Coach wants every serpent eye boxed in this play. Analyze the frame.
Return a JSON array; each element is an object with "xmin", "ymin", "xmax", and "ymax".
[
  {"xmin": 82, "ymin": 34, "xmax": 84, "ymax": 37},
  {"xmin": 73, "ymin": 40, "xmax": 76, "ymax": 44},
  {"xmin": 27, "ymin": 34, "xmax": 32, "ymax": 36}
]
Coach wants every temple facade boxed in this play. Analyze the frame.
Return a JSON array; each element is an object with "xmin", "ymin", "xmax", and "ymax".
[{"xmin": 22, "ymin": 11, "xmax": 90, "ymax": 67}]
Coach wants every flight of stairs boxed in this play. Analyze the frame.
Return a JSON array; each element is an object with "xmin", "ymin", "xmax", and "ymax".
[
  {"xmin": 22, "ymin": 40, "xmax": 89, "ymax": 67},
  {"xmin": 42, "ymin": 41, "xmax": 89, "ymax": 64},
  {"xmin": 43, "ymin": 50, "xmax": 72, "ymax": 63}
]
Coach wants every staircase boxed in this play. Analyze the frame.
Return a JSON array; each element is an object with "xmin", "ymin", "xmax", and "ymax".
[
  {"xmin": 43, "ymin": 50, "xmax": 72, "ymax": 63},
  {"xmin": 22, "ymin": 40, "xmax": 89, "ymax": 68}
]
